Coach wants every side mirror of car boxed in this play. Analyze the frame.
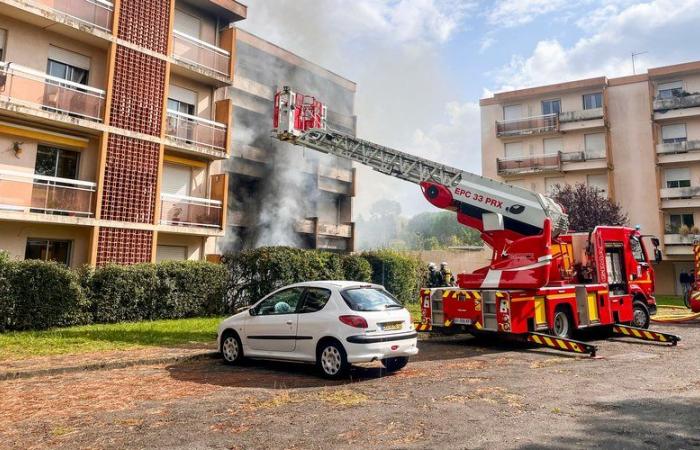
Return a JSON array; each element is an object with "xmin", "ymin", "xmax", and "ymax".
[
  {"xmin": 651, "ymin": 237, "xmax": 660, "ymax": 248},
  {"xmin": 248, "ymin": 308, "xmax": 256, "ymax": 316},
  {"xmin": 654, "ymin": 248, "xmax": 663, "ymax": 264}
]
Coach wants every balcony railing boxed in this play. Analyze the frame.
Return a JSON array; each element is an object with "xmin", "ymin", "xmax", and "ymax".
[
  {"xmin": 37, "ymin": 0, "xmax": 114, "ymax": 31},
  {"xmin": 0, "ymin": 62, "xmax": 105, "ymax": 121},
  {"xmin": 653, "ymin": 92, "xmax": 700, "ymax": 111},
  {"xmin": 165, "ymin": 110, "xmax": 227, "ymax": 152},
  {"xmin": 496, "ymin": 113, "xmax": 558, "ymax": 137},
  {"xmin": 318, "ymin": 223, "xmax": 352, "ymax": 238},
  {"xmin": 0, "ymin": 169, "xmax": 95, "ymax": 216},
  {"xmin": 497, "ymin": 153, "xmax": 561, "ymax": 175},
  {"xmin": 656, "ymin": 140, "xmax": 700, "ymax": 154},
  {"xmin": 172, "ymin": 30, "xmax": 231, "ymax": 76},
  {"xmin": 160, "ymin": 193, "xmax": 222, "ymax": 229},
  {"xmin": 558, "ymin": 107, "xmax": 604, "ymax": 123},
  {"xmin": 659, "ymin": 186, "xmax": 700, "ymax": 200}
]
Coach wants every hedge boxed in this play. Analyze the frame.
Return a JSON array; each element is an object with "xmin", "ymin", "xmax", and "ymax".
[{"xmin": 224, "ymin": 247, "xmax": 424, "ymax": 308}]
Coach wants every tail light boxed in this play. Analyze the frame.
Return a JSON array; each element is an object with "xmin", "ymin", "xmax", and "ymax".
[{"xmin": 339, "ymin": 315, "xmax": 368, "ymax": 329}]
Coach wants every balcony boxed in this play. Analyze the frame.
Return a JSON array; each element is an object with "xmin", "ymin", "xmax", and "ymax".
[
  {"xmin": 160, "ymin": 193, "xmax": 222, "ymax": 229},
  {"xmin": 165, "ymin": 110, "xmax": 227, "ymax": 155},
  {"xmin": 558, "ymin": 107, "xmax": 605, "ymax": 132},
  {"xmin": 654, "ymin": 93, "xmax": 700, "ymax": 111},
  {"xmin": 663, "ymin": 234, "xmax": 695, "ymax": 256},
  {"xmin": 172, "ymin": 30, "xmax": 231, "ymax": 78},
  {"xmin": 0, "ymin": 169, "xmax": 95, "ymax": 217},
  {"xmin": 497, "ymin": 153, "xmax": 561, "ymax": 175},
  {"xmin": 36, "ymin": 0, "xmax": 114, "ymax": 32},
  {"xmin": 318, "ymin": 223, "xmax": 352, "ymax": 238},
  {"xmin": 496, "ymin": 113, "xmax": 558, "ymax": 137},
  {"xmin": 657, "ymin": 140, "xmax": 700, "ymax": 164},
  {"xmin": 660, "ymin": 186, "xmax": 700, "ymax": 209},
  {"xmin": 0, "ymin": 62, "xmax": 105, "ymax": 123}
]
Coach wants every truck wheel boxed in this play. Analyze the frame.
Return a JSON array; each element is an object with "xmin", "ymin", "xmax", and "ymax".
[
  {"xmin": 631, "ymin": 301, "xmax": 650, "ymax": 329},
  {"xmin": 551, "ymin": 308, "xmax": 572, "ymax": 338}
]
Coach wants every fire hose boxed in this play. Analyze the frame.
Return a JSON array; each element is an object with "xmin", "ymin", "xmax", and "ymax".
[{"xmin": 651, "ymin": 305, "xmax": 700, "ymax": 324}]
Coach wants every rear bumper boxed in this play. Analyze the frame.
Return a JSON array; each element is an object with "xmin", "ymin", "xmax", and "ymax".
[{"xmin": 345, "ymin": 332, "xmax": 418, "ymax": 363}]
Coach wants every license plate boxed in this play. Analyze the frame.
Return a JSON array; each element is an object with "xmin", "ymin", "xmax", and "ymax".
[
  {"xmin": 381, "ymin": 322, "xmax": 403, "ymax": 331},
  {"xmin": 454, "ymin": 318, "xmax": 472, "ymax": 325}
]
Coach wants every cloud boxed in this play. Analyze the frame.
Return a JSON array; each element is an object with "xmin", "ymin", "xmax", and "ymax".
[
  {"xmin": 485, "ymin": 0, "xmax": 570, "ymax": 28},
  {"xmin": 490, "ymin": 0, "xmax": 700, "ymax": 91},
  {"xmin": 479, "ymin": 36, "xmax": 496, "ymax": 53}
]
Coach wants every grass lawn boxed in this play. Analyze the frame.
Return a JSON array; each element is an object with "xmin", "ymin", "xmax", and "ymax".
[
  {"xmin": 656, "ymin": 295, "xmax": 685, "ymax": 307},
  {"xmin": 0, "ymin": 317, "xmax": 222, "ymax": 361}
]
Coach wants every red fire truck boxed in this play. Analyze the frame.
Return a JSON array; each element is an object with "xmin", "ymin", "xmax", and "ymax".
[{"xmin": 272, "ymin": 87, "xmax": 680, "ymax": 356}]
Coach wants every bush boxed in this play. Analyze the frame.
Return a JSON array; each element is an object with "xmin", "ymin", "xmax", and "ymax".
[
  {"xmin": 155, "ymin": 261, "xmax": 228, "ymax": 317},
  {"xmin": 341, "ymin": 254, "xmax": 372, "ymax": 282},
  {"xmin": 0, "ymin": 257, "xmax": 87, "ymax": 331},
  {"xmin": 361, "ymin": 249, "xmax": 426, "ymax": 304}
]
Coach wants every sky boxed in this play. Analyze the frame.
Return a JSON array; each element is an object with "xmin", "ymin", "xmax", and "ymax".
[{"xmin": 238, "ymin": 0, "xmax": 700, "ymax": 218}]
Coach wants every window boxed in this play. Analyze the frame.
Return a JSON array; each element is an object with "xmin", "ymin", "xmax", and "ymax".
[
  {"xmin": 25, "ymin": 239, "xmax": 72, "ymax": 265},
  {"xmin": 34, "ymin": 146, "xmax": 80, "ymax": 179},
  {"xmin": 504, "ymin": 142, "xmax": 523, "ymax": 159},
  {"xmin": 584, "ymin": 133, "xmax": 606, "ymax": 159},
  {"xmin": 587, "ymin": 174, "xmax": 608, "ymax": 194},
  {"xmin": 0, "ymin": 29, "xmax": 7, "ymax": 61},
  {"xmin": 341, "ymin": 287, "xmax": 402, "ymax": 312},
  {"xmin": 541, "ymin": 99, "xmax": 561, "ymax": 115},
  {"xmin": 47, "ymin": 46, "xmax": 91, "ymax": 85},
  {"xmin": 662, "ymin": 124, "xmax": 687, "ymax": 144},
  {"xmin": 162, "ymin": 163, "xmax": 192, "ymax": 196},
  {"xmin": 657, "ymin": 81, "xmax": 683, "ymax": 99},
  {"xmin": 503, "ymin": 104, "xmax": 522, "ymax": 121},
  {"xmin": 630, "ymin": 236, "xmax": 646, "ymax": 263},
  {"xmin": 253, "ymin": 287, "xmax": 304, "ymax": 315},
  {"xmin": 545, "ymin": 177, "xmax": 565, "ymax": 195},
  {"xmin": 299, "ymin": 288, "xmax": 332, "ymax": 313},
  {"xmin": 669, "ymin": 214, "xmax": 694, "ymax": 233},
  {"xmin": 665, "ymin": 168, "xmax": 691, "ymax": 188},
  {"xmin": 583, "ymin": 92, "xmax": 603, "ymax": 110},
  {"xmin": 156, "ymin": 245, "xmax": 187, "ymax": 262},
  {"xmin": 543, "ymin": 138, "xmax": 563, "ymax": 155},
  {"xmin": 167, "ymin": 98, "xmax": 195, "ymax": 115},
  {"xmin": 174, "ymin": 9, "xmax": 201, "ymax": 37}
]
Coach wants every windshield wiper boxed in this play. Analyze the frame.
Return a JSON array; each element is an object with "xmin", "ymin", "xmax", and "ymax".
[{"xmin": 384, "ymin": 304, "xmax": 403, "ymax": 309}]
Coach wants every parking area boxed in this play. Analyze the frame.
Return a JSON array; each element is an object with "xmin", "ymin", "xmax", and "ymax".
[{"xmin": 2, "ymin": 323, "xmax": 699, "ymax": 450}]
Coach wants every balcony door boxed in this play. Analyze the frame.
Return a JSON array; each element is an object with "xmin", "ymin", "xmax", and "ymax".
[
  {"xmin": 45, "ymin": 46, "xmax": 91, "ymax": 115},
  {"xmin": 167, "ymin": 85, "xmax": 197, "ymax": 142},
  {"xmin": 162, "ymin": 163, "xmax": 192, "ymax": 225},
  {"xmin": 32, "ymin": 146, "xmax": 80, "ymax": 215},
  {"xmin": 174, "ymin": 9, "xmax": 201, "ymax": 38}
]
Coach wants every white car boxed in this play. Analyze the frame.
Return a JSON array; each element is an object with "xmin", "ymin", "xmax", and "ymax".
[{"xmin": 217, "ymin": 281, "xmax": 418, "ymax": 378}]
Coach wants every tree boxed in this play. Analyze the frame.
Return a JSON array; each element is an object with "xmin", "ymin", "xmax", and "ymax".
[
  {"xmin": 551, "ymin": 183, "xmax": 628, "ymax": 232},
  {"xmin": 403, "ymin": 211, "xmax": 482, "ymax": 250}
]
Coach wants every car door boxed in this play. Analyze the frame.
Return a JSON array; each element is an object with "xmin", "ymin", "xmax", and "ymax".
[
  {"xmin": 244, "ymin": 287, "xmax": 304, "ymax": 353},
  {"xmin": 295, "ymin": 287, "xmax": 335, "ymax": 360}
]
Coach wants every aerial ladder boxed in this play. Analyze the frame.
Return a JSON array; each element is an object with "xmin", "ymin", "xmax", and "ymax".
[{"xmin": 272, "ymin": 86, "xmax": 681, "ymax": 356}]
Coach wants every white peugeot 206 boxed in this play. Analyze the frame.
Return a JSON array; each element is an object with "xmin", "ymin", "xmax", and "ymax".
[{"xmin": 217, "ymin": 281, "xmax": 418, "ymax": 378}]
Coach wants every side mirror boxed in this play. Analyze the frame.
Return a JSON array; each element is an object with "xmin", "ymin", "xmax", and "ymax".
[
  {"xmin": 651, "ymin": 237, "xmax": 660, "ymax": 247},
  {"xmin": 654, "ymin": 248, "xmax": 663, "ymax": 264},
  {"xmin": 248, "ymin": 308, "xmax": 256, "ymax": 316}
]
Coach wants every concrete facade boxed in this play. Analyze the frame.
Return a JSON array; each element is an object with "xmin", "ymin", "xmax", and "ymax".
[{"xmin": 480, "ymin": 61, "xmax": 700, "ymax": 295}]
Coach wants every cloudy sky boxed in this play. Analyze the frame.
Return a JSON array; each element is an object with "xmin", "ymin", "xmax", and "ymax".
[{"xmin": 239, "ymin": 0, "xmax": 700, "ymax": 217}]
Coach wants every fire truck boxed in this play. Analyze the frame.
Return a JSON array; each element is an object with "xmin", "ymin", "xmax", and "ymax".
[{"xmin": 272, "ymin": 86, "xmax": 681, "ymax": 356}]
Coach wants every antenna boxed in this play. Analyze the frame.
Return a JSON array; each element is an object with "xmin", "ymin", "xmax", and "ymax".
[{"xmin": 631, "ymin": 51, "xmax": 648, "ymax": 75}]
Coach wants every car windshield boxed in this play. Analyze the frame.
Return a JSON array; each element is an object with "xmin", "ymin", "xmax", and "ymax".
[{"xmin": 341, "ymin": 287, "xmax": 402, "ymax": 311}]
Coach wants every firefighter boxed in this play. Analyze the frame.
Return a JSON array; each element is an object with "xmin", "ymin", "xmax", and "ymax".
[
  {"xmin": 440, "ymin": 262, "xmax": 454, "ymax": 287},
  {"xmin": 427, "ymin": 262, "xmax": 441, "ymax": 288}
]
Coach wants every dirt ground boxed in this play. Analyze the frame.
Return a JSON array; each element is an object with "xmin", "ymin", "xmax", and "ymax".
[{"xmin": 2, "ymin": 323, "xmax": 699, "ymax": 450}]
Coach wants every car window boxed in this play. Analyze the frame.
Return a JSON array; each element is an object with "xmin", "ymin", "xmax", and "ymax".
[
  {"xmin": 254, "ymin": 287, "xmax": 304, "ymax": 316},
  {"xmin": 299, "ymin": 288, "xmax": 332, "ymax": 313},
  {"xmin": 341, "ymin": 287, "xmax": 402, "ymax": 312}
]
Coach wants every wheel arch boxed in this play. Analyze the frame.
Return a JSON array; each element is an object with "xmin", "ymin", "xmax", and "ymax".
[
  {"xmin": 219, "ymin": 328, "xmax": 241, "ymax": 352},
  {"xmin": 315, "ymin": 336, "xmax": 345, "ymax": 359}
]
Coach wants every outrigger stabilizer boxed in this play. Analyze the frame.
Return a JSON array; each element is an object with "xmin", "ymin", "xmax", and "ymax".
[
  {"xmin": 526, "ymin": 332, "xmax": 598, "ymax": 357},
  {"xmin": 611, "ymin": 324, "xmax": 681, "ymax": 346}
]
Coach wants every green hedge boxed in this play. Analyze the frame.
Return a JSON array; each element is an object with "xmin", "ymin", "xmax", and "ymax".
[{"xmin": 224, "ymin": 247, "xmax": 423, "ymax": 308}]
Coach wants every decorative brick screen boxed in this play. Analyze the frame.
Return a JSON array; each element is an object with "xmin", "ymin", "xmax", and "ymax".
[
  {"xmin": 96, "ymin": 227, "xmax": 153, "ymax": 265},
  {"xmin": 110, "ymin": 46, "xmax": 166, "ymax": 136},
  {"xmin": 117, "ymin": 0, "xmax": 171, "ymax": 53},
  {"xmin": 101, "ymin": 134, "xmax": 159, "ymax": 223}
]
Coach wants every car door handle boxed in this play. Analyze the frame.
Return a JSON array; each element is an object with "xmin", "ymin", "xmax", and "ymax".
[{"xmin": 285, "ymin": 320, "xmax": 293, "ymax": 325}]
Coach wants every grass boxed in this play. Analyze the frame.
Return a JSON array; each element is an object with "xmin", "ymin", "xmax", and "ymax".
[
  {"xmin": 656, "ymin": 295, "xmax": 685, "ymax": 307},
  {"xmin": 0, "ymin": 317, "xmax": 222, "ymax": 361}
]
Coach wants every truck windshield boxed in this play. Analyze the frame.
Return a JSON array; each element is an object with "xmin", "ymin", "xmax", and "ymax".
[
  {"xmin": 630, "ymin": 236, "xmax": 646, "ymax": 263},
  {"xmin": 341, "ymin": 287, "xmax": 403, "ymax": 311}
]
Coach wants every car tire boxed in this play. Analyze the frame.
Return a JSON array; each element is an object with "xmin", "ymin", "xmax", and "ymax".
[
  {"xmin": 220, "ymin": 331, "xmax": 244, "ymax": 365},
  {"xmin": 317, "ymin": 340, "xmax": 349, "ymax": 379},
  {"xmin": 631, "ymin": 301, "xmax": 650, "ymax": 329},
  {"xmin": 381, "ymin": 356, "xmax": 409, "ymax": 372},
  {"xmin": 551, "ymin": 307, "xmax": 573, "ymax": 339}
]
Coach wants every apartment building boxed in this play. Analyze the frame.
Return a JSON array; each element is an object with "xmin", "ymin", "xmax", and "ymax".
[
  {"xmin": 219, "ymin": 29, "xmax": 356, "ymax": 253},
  {"xmin": 481, "ymin": 60, "xmax": 700, "ymax": 295},
  {"xmin": 0, "ymin": 0, "xmax": 244, "ymax": 266}
]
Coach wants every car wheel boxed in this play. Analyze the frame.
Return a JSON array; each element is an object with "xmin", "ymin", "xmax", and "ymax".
[
  {"xmin": 221, "ymin": 332, "xmax": 244, "ymax": 365},
  {"xmin": 381, "ymin": 356, "xmax": 409, "ymax": 372},
  {"xmin": 631, "ymin": 301, "xmax": 650, "ymax": 329},
  {"xmin": 317, "ymin": 341, "xmax": 349, "ymax": 379},
  {"xmin": 551, "ymin": 308, "xmax": 572, "ymax": 338}
]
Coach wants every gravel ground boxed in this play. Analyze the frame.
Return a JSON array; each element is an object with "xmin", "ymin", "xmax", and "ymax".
[{"xmin": 1, "ymin": 323, "xmax": 698, "ymax": 450}]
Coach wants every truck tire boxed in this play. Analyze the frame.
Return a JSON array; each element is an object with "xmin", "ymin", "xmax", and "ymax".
[
  {"xmin": 631, "ymin": 301, "xmax": 650, "ymax": 329},
  {"xmin": 551, "ymin": 307, "xmax": 573, "ymax": 338}
]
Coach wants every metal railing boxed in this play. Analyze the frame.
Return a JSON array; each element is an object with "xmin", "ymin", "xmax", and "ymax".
[
  {"xmin": 172, "ymin": 30, "xmax": 231, "ymax": 76},
  {"xmin": 496, "ymin": 113, "xmax": 558, "ymax": 137},
  {"xmin": 0, "ymin": 62, "xmax": 105, "ymax": 121},
  {"xmin": 0, "ymin": 169, "xmax": 95, "ymax": 216},
  {"xmin": 160, "ymin": 193, "xmax": 222, "ymax": 228},
  {"xmin": 656, "ymin": 140, "xmax": 700, "ymax": 154},
  {"xmin": 37, "ymin": 0, "xmax": 114, "ymax": 31},
  {"xmin": 165, "ymin": 109, "xmax": 227, "ymax": 152}
]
